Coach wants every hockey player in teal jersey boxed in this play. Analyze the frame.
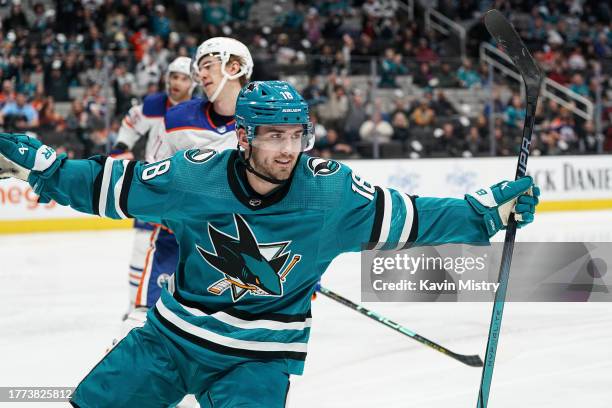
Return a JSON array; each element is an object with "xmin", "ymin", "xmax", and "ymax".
[{"xmin": 0, "ymin": 81, "xmax": 539, "ymax": 407}]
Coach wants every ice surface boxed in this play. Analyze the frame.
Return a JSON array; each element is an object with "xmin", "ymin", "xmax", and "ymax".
[{"xmin": 1, "ymin": 211, "xmax": 611, "ymax": 407}]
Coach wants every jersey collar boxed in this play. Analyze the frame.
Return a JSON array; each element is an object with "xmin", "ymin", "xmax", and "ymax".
[{"xmin": 227, "ymin": 150, "xmax": 295, "ymax": 210}]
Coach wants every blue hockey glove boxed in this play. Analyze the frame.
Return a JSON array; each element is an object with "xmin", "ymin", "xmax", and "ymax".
[
  {"xmin": 0, "ymin": 133, "xmax": 65, "ymax": 181},
  {"xmin": 465, "ymin": 176, "xmax": 540, "ymax": 237}
]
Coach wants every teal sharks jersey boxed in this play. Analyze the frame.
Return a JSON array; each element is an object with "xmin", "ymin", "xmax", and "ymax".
[{"xmin": 31, "ymin": 149, "xmax": 489, "ymax": 374}]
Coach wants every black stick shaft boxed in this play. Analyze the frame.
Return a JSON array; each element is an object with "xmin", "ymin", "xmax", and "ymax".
[
  {"xmin": 318, "ymin": 286, "xmax": 483, "ymax": 367},
  {"xmin": 477, "ymin": 98, "xmax": 538, "ymax": 407}
]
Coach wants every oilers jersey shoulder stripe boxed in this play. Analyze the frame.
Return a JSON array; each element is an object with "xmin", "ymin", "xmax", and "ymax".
[
  {"xmin": 141, "ymin": 92, "xmax": 169, "ymax": 118},
  {"xmin": 165, "ymin": 98, "xmax": 236, "ymax": 133}
]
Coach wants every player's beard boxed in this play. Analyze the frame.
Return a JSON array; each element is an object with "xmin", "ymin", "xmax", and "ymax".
[
  {"xmin": 169, "ymin": 87, "xmax": 189, "ymax": 103},
  {"xmin": 250, "ymin": 149, "xmax": 298, "ymax": 182}
]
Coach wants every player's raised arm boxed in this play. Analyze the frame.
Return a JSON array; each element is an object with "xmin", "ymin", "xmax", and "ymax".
[
  {"xmin": 332, "ymin": 165, "xmax": 539, "ymax": 251},
  {"xmin": 0, "ymin": 133, "xmax": 181, "ymax": 224}
]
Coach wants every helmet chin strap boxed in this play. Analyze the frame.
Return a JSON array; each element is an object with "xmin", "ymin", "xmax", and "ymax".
[
  {"xmin": 208, "ymin": 57, "xmax": 248, "ymax": 103},
  {"xmin": 208, "ymin": 74, "xmax": 228, "ymax": 103},
  {"xmin": 238, "ymin": 145, "xmax": 287, "ymax": 185}
]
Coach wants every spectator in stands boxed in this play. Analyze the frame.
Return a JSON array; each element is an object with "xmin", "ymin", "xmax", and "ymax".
[
  {"xmin": 136, "ymin": 55, "xmax": 162, "ymax": 95},
  {"xmin": 411, "ymin": 99, "xmax": 435, "ymax": 128},
  {"xmin": 203, "ymin": 0, "xmax": 229, "ymax": 27},
  {"xmin": 540, "ymin": 125, "xmax": 562, "ymax": 155},
  {"xmin": 359, "ymin": 111, "xmax": 394, "ymax": 144},
  {"xmin": 114, "ymin": 82, "xmax": 136, "ymax": 118},
  {"xmin": 151, "ymin": 5, "xmax": 171, "ymax": 40},
  {"xmin": 314, "ymin": 46, "xmax": 340, "ymax": 76},
  {"xmin": 352, "ymin": 33, "xmax": 376, "ymax": 62},
  {"xmin": 107, "ymin": 118, "xmax": 121, "ymax": 147},
  {"xmin": 274, "ymin": 33, "xmax": 303, "ymax": 67},
  {"xmin": 282, "ymin": 4, "xmax": 305, "ymax": 29},
  {"xmin": 319, "ymin": 73, "xmax": 349, "ymax": 132},
  {"xmin": 431, "ymin": 91, "xmax": 455, "ymax": 117},
  {"xmin": 304, "ymin": 7, "xmax": 322, "ymax": 44},
  {"xmin": 302, "ymin": 77, "xmax": 326, "ymax": 106},
  {"xmin": 436, "ymin": 123, "xmax": 465, "ymax": 157},
  {"xmin": 504, "ymin": 95, "xmax": 526, "ymax": 129},
  {"xmin": 0, "ymin": 80, "xmax": 16, "ymax": 107},
  {"xmin": 130, "ymin": 26, "xmax": 150, "ymax": 63},
  {"xmin": 231, "ymin": 0, "xmax": 254, "ymax": 23},
  {"xmin": 568, "ymin": 46, "xmax": 587, "ymax": 71},
  {"xmin": 343, "ymin": 88, "xmax": 368, "ymax": 148},
  {"xmin": 415, "ymin": 38, "xmax": 438, "ymax": 64},
  {"xmin": 30, "ymin": 64, "xmax": 45, "ymax": 90},
  {"xmin": 379, "ymin": 48, "xmax": 408, "ymax": 88},
  {"xmin": 549, "ymin": 107, "xmax": 578, "ymax": 150},
  {"xmin": 17, "ymin": 72, "xmax": 37, "ymax": 99},
  {"xmin": 528, "ymin": 15, "xmax": 547, "ymax": 42},
  {"xmin": 3, "ymin": 2, "xmax": 28, "ymax": 32},
  {"xmin": 435, "ymin": 63, "xmax": 458, "ymax": 88},
  {"xmin": 113, "ymin": 63, "xmax": 136, "ymax": 91},
  {"xmin": 579, "ymin": 120, "xmax": 600, "ymax": 153},
  {"xmin": 31, "ymin": 3, "xmax": 51, "ymax": 33},
  {"xmin": 84, "ymin": 117, "xmax": 112, "ymax": 157},
  {"xmin": 30, "ymin": 84, "xmax": 46, "ymax": 112},
  {"xmin": 413, "ymin": 62, "xmax": 433, "ymax": 88},
  {"xmin": 0, "ymin": 91, "xmax": 39, "ymax": 130},
  {"xmin": 548, "ymin": 64, "xmax": 570, "ymax": 85},
  {"xmin": 84, "ymin": 25, "xmax": 105, "ymax": 59},
  {"xmin": 314, "ymin": 128, "xmax": 353, "ymax": 158},
  {"xmin": 465, "ymin": 126, "xmax": 487, "ymax": 157},
  {"xmin": 83, "ymin": 58, "xmax": 106, "ymax": 87},
  {"xmin": 83, "ymin": 84, "xmax": 107, "ymax": 119},
  {"xmin": 493, "ymin": 125, "xmax": 512, "ymax": 156},
  {"xmin": 38, "ymin": 96, "xmax": 64, "ymax": 132},
  {"xmin": 45, "ymin": 60, "xmax": 70, "ymax": 102},
  {"xmin": 541, "ymin": 99, "xmax": 560, "ymax": 121},
  {"xmin": 391, "ymin": 111, "xmax": 410, "ymax": 143},
  {"xmin": 457, "ymin": 59, "xmax": 482, "ymax": 89},
  {"xmin": 569, "ymin": 73, "xmax": 589, "ymax": 97},
  {"xmin": 150, "ymin": 36, "xmax": 171, "ymax": 72},
  {"xmin": 310, "ymin": 112, "xmax": 328, "ymax": 146},
  {"xmin": 65, "ymin": 99, "xmax": 90, "ymax": 147}
]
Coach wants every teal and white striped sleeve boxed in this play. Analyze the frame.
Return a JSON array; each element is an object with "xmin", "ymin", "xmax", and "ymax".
[
  {"xmin": 332, "ymin": 167, "xmax": 490, "ymax": 253},
  {"xmin": 330, "ymin": 167, "xmax": 418, "ymax": 252},
  {"xmin": 30, "ymin": 154, "xmax": 182, "ymax": 224}
]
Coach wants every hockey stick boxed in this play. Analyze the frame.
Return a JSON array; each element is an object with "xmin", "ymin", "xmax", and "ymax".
[
  {"xmin": 318, "ymin": 285, "xmax": 484, "ymax": 367},
  {"xmin": 476, "ymin": 10, "xmax": 544, "ymax": 407}
]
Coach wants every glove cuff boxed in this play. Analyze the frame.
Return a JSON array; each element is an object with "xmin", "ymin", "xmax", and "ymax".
[
  {"xmin": 34, "ymin": 152, "xmax": 67, "ymax": 179},
  {"xmin": 465, "ymin": 194, "xmax": 501, "ymax": 236}
]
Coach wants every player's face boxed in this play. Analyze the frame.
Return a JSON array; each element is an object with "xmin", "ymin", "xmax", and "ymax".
[
  {"xmin": 168, "ymin": 72, "xmax": 192, "ymax": 102},
  {"xmin": 197, "ymin": 55, "xmax": 240, "ymax": 99},
  {"xmin": 247, "ymin": 125, "xmax": 304, "ymax": 181}
]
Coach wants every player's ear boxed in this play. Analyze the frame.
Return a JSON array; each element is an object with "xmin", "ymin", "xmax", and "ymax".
[
  {"xmin": 226, "ymin": 59, "xmax": 240, "ymax": 76},
  {"xmin": 237, "ymin": 127, "xmax": 249, "ymax": 150}
]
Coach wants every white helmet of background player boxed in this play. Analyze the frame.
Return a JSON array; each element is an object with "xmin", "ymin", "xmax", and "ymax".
[
  {"xmin": 165, "ymin": 56, "xmax": 195, "ymax": 100},
  {"xmin": 192, "ymin": 37, "xmax": 254, "ymax": 102}
]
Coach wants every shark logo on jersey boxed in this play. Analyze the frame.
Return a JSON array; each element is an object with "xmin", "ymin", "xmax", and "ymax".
[
  {"xmin": 184, "ymin": 148, "xmax": 217, "ymax": 164},
  {"xmin": 196, "ymin": 214, "xmax": 302, "ymax": 302},
  {"xmin": 307, "ymin": 157, "xmax": 340, "ymax": 177}
]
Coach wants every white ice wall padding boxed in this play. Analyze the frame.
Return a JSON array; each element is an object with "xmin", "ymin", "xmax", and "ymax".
[{"xmin": 1, "ymin": 155, "xmax": 611, "ymax": 222}]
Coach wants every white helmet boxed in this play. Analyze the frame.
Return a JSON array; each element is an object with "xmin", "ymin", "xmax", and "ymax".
[
  {"xmin": 166, "ymin": 56, "xmax": 195, "ymax": 99},
  {"xmin": 193, "ymin": 37, "xmax": 254, "ymax": 102}
]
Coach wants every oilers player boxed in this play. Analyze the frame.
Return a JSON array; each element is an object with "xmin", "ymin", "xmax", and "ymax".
[
  {"xmin": 111, "ymin": 56, "xmax": 195, "ymax": 322},
  {"xmin": 122, "ymin": 38, "xmax": 254, "ymax": 335},
  {"xmin": 157, "ymin": 37, "xmax": 254, "ymax": 156},
  {"xmin": 0, "ymin": 81, "xmax": 539, "ymax": 407}
]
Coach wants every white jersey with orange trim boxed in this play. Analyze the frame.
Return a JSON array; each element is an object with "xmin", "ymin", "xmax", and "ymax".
[
  {"xmin": 157, "ymin": 98, "xmax": 237, "ymax": 158},
  {"xmin": 116, "ymin": 92, "xmax": 172, "ymax": 163}
]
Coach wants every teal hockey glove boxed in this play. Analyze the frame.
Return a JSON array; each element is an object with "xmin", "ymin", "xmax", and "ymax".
[
  {"xmin": 465, "ymin": 176, "xmax": 540, "ymax": 237},
  {"xmin": 0, "ymin": 133, "xmax": 65, "ymax": 181}
]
